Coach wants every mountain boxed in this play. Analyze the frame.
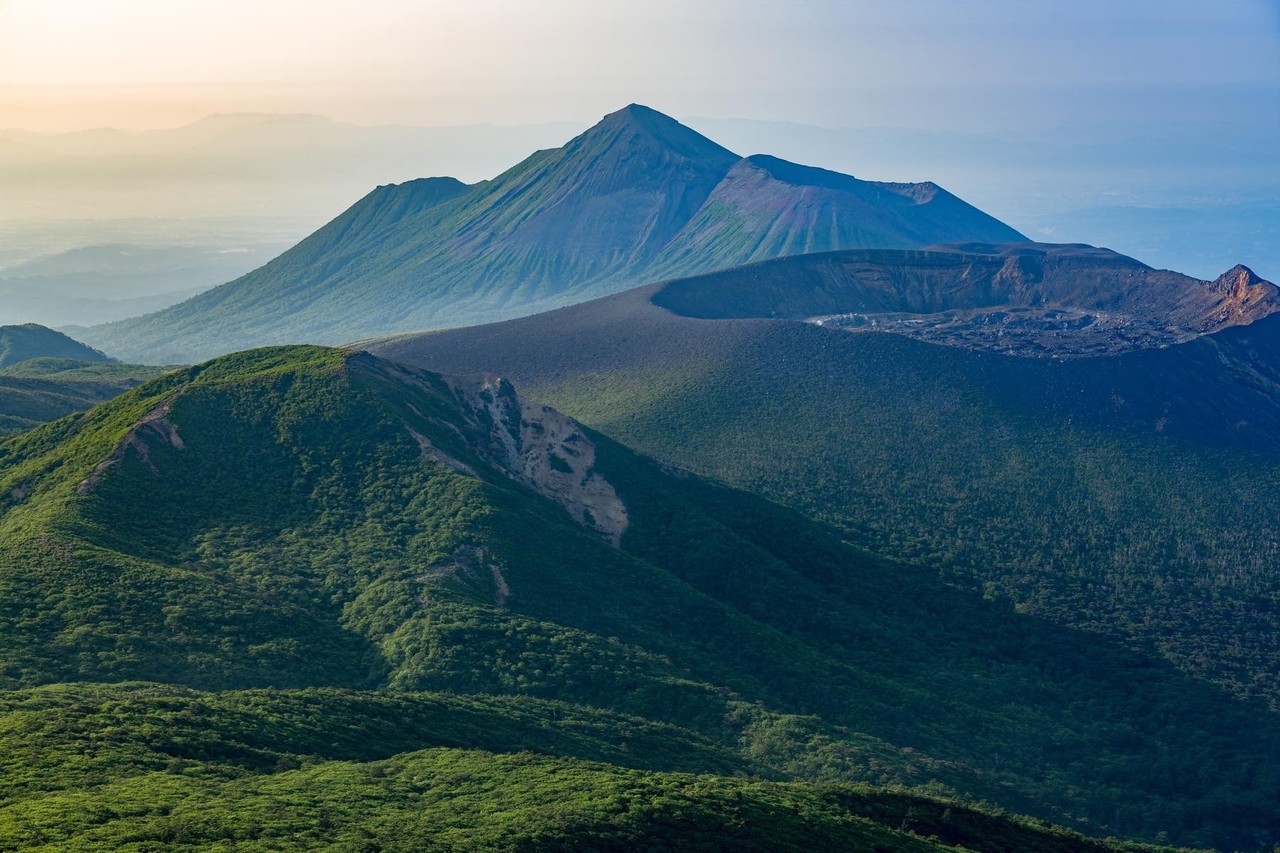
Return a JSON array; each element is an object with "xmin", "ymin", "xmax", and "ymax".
[
  {"xmin": 0, "ymin": 345, "xmax": 1270, "ymax": 848},
  {"xmin": 368, "ymin": 242, "xmax": 1280, "ymax": 711},
  {"xmin": 0, "ymin": 325, "xmax": 165, "ymax": 435},
  {"xmin": 80, "ymin": 104, "xmax": 1024, "ymax": 364},
  {"xmin": 0, "ymin": 322, "xmax": 111, "ymax": 368}
]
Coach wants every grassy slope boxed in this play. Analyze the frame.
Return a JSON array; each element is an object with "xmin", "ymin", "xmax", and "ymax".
[
  {"xmin": 0, "ymin": 686, "xmax": 1167, "ymax": 853},
  {"xmin": 0, "ymin": 345, "xmax": 1271, "ymax": 848}
]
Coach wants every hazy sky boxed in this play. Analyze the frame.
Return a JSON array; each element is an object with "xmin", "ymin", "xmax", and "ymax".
[{"xmin": 2, "ymin": 0, "xmax": 1277, "ymax": 132}]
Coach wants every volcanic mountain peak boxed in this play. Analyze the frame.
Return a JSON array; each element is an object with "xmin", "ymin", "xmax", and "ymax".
[
  {"xmin": 579, "ymin": 103, "xmax": 739, "ymax": 165},
  {"xmin": 1213, "ymin": 263, "xmax": 1269, "ymax": 295},
  {"xmin": 80, "ymin": 105, "xmax": 1029, "ymax": 363}
]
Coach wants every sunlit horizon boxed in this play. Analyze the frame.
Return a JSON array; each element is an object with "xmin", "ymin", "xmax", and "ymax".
[{"xmin": 3, "ymin": 0, "xmax": 1276, "ymax": 133}]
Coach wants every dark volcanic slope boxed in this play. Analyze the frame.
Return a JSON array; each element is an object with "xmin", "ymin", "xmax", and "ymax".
[
  {"xmin": 369, "ymin": 249, "xmax": 1280, "ymax": 709},
  {"xmin": 81, "ymin": 104, "xmax": 1023, "ymax": 364},
  {"xmin": 651, "ymin": 242, "xmax": 1280, "ymax": 356}
]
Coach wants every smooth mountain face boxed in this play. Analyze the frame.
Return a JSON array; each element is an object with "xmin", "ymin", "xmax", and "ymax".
[
  {"xmin": 651, "ymin": 242, "xmax": 1280, "ymax": 356},
  {"xmin": 0, "ymin": 345, "xmax": 1270, "ymax": 848},
  {"xmin": 80, "ymin": 104, "xmax": 1024, "ymax": 363},
  {"xmin": 368, "ymin": 246, "xmax": 1280, "ymax": 716}
]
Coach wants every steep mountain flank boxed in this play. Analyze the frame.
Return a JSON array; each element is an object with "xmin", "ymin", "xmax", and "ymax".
[{"xmin": 81, "ymin": 105, "xmax": 1024, "ymax": 363}]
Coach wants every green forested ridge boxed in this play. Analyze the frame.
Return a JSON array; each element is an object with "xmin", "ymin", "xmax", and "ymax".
[{"xmin": 0, "ymin": 345, "xmax": 1269, "ymax": 849}]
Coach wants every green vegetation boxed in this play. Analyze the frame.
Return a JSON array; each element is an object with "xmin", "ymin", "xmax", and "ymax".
[
  {"xmin": 0, "ymin": 686, "xmax": 1168, "ymax": 853},
  {"xmin": 525, "ymin": 325, "xmax": 1280, "ymax": 708},
  {"xmin": 0, "ymin": 323, "xmax": 111, "ymax": 369},
  {"xmin": 0, "ymin": 345, "xmax": 1270, "ymax": 849},
  {"xmin": 372, "ymin": 277, "xmax": 1280, "ymax": 714}
]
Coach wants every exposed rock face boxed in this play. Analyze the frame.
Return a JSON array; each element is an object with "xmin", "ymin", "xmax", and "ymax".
[
  {"xmin": 454, "ymin": 376, "xmax": 629, "ymax": 546},
  {"xmin": 420, "ymin": 546, "xmax": 511, "ymax": 608},
  {"xmin": 77, "ymin": 405, "xmax": 184, "ymax": 494},
  {"xmin": 1207, "ymin": 265, "xmax": 1275, "ymax": 328},
  {"xmin": 351, "ymin": 354, "xmax": 628, "ymax": 545}
]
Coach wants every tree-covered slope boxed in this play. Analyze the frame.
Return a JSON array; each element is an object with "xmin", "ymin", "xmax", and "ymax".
[
  {"xmin": 0, "ymin": 353, "xmax": 168, "ymax": 437},
  {"xmin": 369, "ymin": 257, "xmax": 1280, "ymax": 714},
  {"xmin": 81, "ymin": 105, "xmax": 1023, "ymax": 363},
  {"xmin": 0, "ymin": 345, "xmax": 1273, "ymax": 848}
]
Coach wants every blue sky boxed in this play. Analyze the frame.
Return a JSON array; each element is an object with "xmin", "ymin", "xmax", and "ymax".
[{"xmin": 1, "ymin": 0, "xmax": 1276, "ymax": 131}]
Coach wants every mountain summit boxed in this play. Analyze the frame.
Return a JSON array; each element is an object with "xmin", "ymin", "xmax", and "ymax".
[{"xmin": 81, "ymin": 105, "xmax": 1024, "ymax": 363}]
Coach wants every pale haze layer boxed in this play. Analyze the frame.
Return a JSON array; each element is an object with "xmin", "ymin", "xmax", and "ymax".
[{"xmin": 3, "ymin": 0, "xmax": 1276, "ymax": 131}]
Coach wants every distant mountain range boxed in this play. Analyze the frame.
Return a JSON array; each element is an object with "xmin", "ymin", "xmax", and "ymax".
[
  {"xmin": 81, "ymin": 104, "xmax": 1023, "ymax": 363},
  {"xmin": 0, "ymin": 344, "xmax": 1272, "ymax": 848},
  {"xmin": 0, "ymin": 243, "xmax": 283, "ymax": 328}
]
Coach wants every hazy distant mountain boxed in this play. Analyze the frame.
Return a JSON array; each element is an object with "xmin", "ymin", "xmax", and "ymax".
[
  {"xmin": 0, "ymin": 112, "xmax": 584, "ymax": 223},
  {"xmin": 0, "ymin": 344, "xmax": 1271, "ymax": 848},
  {"xmin": 82, "ymin": 104, "xmax": 1023, "ymax": 363},
  {"xmin": 0, "ymin": 243, "xmax": 287, "ymax": 327},
  {"xmin": 370, "ymin": 243, "xmax": 1280, "ymax": 712}
]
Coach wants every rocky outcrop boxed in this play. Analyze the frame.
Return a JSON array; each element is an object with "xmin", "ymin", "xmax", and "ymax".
[
  {"xmin": 358, "ymin": 354, "xmax": 629, "ymax": 545},
  {"xmin": 454, "ymin": 376, "xmax": 629, "ymax": 546}
]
